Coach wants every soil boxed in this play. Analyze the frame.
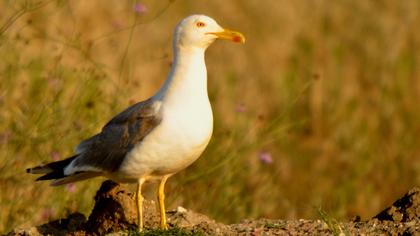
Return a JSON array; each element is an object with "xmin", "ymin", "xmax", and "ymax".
[{"xmin": 6, "ymin": 181, "xmax": 420, "ymax": 235}]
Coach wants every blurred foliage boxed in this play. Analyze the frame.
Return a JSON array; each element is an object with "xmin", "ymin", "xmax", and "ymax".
[{"xmin": 0, "ymin": 0, "xmax": 419, "ymax": 233}]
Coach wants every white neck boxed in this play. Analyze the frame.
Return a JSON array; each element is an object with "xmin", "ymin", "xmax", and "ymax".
[{"xmin": 156, "ymin": 46, "xmax": 208, "ymax": 103}]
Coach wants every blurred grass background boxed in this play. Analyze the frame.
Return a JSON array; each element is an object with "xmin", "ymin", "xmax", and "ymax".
[{"xmin": 1, "ymin": 0, "xmax": 419, "ymax": 233}]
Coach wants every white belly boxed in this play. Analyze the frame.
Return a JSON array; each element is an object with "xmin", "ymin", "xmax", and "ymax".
[{"xmin": 117, "ymin": 100, "xmax": 213, "ymax": 181}]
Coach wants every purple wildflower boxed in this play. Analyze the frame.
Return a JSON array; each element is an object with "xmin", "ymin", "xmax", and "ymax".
[
  {"xmin": 50, "ymin": 151, "xmax": 61, "ymax": 161},
  {"xmin": 41, "ymin": 208, "xmax": 54, "ymax": 221},
  {"xmin": 65, "ymin": 183, "xmax": 77, "ymax": 193},
  {"xmin": 258, "ymin": 151, "xmax": 273, "ymax": 164},
  {"xmin": 112, "ymin": 20, "xmax": 123, "ymax": 30},
  {"xmin": 133, "ymin": 3, "xmax": 147, "ymax": 14},
  {"xmin": 235, "ymin": 103, "xmax": 247, "ymax": 113}
]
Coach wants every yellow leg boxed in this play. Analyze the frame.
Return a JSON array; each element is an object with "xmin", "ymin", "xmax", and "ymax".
[
  {"xmin": 136, "ymin": 178, "xmax": 146, "ymax": 231},
  {"xmin": 157, "ymin": 175, "xmax": 170, "ymax": 230}
]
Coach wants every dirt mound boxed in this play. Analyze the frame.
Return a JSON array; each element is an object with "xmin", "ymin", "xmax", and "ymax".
[
  {"xmin": 374, "ymin": 187, "xmax": 420, "ymax": 223},
  {"xmin": 84, "ymin": 180, "xmax": 231, "ymax": 235},
  {"xmin": 7, "ymin": 181, "xmax": 420, "ymax": 235},
  {"xmin": 7, "ymin": 180, "xmax": 232, "ymax": 235},
  {"xmin": 84, "ymin": 180, "xmax": 138, "ymax": 234}
]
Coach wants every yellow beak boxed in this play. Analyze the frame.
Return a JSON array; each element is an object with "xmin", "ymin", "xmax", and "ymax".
[{"xmin": 207, "ymin": 29, "xmax": 246, "ymax": 43}]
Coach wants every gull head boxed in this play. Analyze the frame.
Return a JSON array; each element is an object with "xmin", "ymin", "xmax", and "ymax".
[{"xmin": 173, "ymin": 15, "xmax": 245, "ymax": 51}]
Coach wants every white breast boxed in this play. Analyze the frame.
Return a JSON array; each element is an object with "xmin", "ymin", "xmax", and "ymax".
[
  {"xmin": 117, "ymin": 49, "xmax": 213, "ymax": 181},
  {"xmin": 118, "ymin": 99, "xmax": 213, "ymax": 181}
]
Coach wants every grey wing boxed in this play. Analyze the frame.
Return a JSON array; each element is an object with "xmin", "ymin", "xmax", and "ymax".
[
  {"xmin": 75, "ymin": 134, "xmax": 99, "ymax": 154},
  {"xmin": 74, "ymin": 100, "xmax": 158, "ymax": 154},
  {"xmin": 104, "ymin": 98, "xmax": 161, "ymax": 127},
  {"xmin": 72, "ymin": 99, "xmax": 162, "ymax": 172}
]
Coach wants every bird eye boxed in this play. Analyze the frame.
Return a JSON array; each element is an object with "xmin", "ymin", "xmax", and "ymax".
[{"xmin": 196, "ymin": 22, "xmax": 206, "ymax": 27}]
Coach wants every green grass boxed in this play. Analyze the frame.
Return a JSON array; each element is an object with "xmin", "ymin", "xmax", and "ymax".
[
  {"xmin": 264, "ymin": 222, "xmax": 286, "ymax": 230},
  {"xmin": 1, "ymin": 0, "xmax": 420, "ymax": 233},
  {"xmin": 317, "ymin": 207, "xmax": 348, "ymax": 236}
]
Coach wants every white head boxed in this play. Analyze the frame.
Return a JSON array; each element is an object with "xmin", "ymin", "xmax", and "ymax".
[{"xmin": 173, "ymin": 15, "xmax": 245, "ymax": 51}]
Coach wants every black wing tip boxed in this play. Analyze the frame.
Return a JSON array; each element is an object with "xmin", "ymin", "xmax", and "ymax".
[
  {"xmin": 26, "ymin": 166, "xmax": 44, "ymax": 174},
  {"xmin": 26, "ymin": 155, "xmax": 78, "ymax": 175},
  {"xmin": 35, "ymin": 172, "xmax": 64, "ymax": 181}
]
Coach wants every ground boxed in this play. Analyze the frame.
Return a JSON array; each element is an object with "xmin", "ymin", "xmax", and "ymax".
[{"xmin": 7, "ymin": 181, "xmax": 420, "ymax": 235}]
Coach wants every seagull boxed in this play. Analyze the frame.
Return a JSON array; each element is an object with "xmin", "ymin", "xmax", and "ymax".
[{"xmin": 26, "ymin": 14, "xmax": 245, "ymax": 231}]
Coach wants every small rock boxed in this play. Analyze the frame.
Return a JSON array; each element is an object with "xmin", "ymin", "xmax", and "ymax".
[{"xmin": 176, "ymin": 206, "xmax": 187, "ymax": 213}]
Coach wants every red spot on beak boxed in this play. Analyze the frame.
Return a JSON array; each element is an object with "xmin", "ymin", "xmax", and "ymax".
[{"xmin": 233, "ymin": 36, "xmax": 242, "ymax": 43}]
